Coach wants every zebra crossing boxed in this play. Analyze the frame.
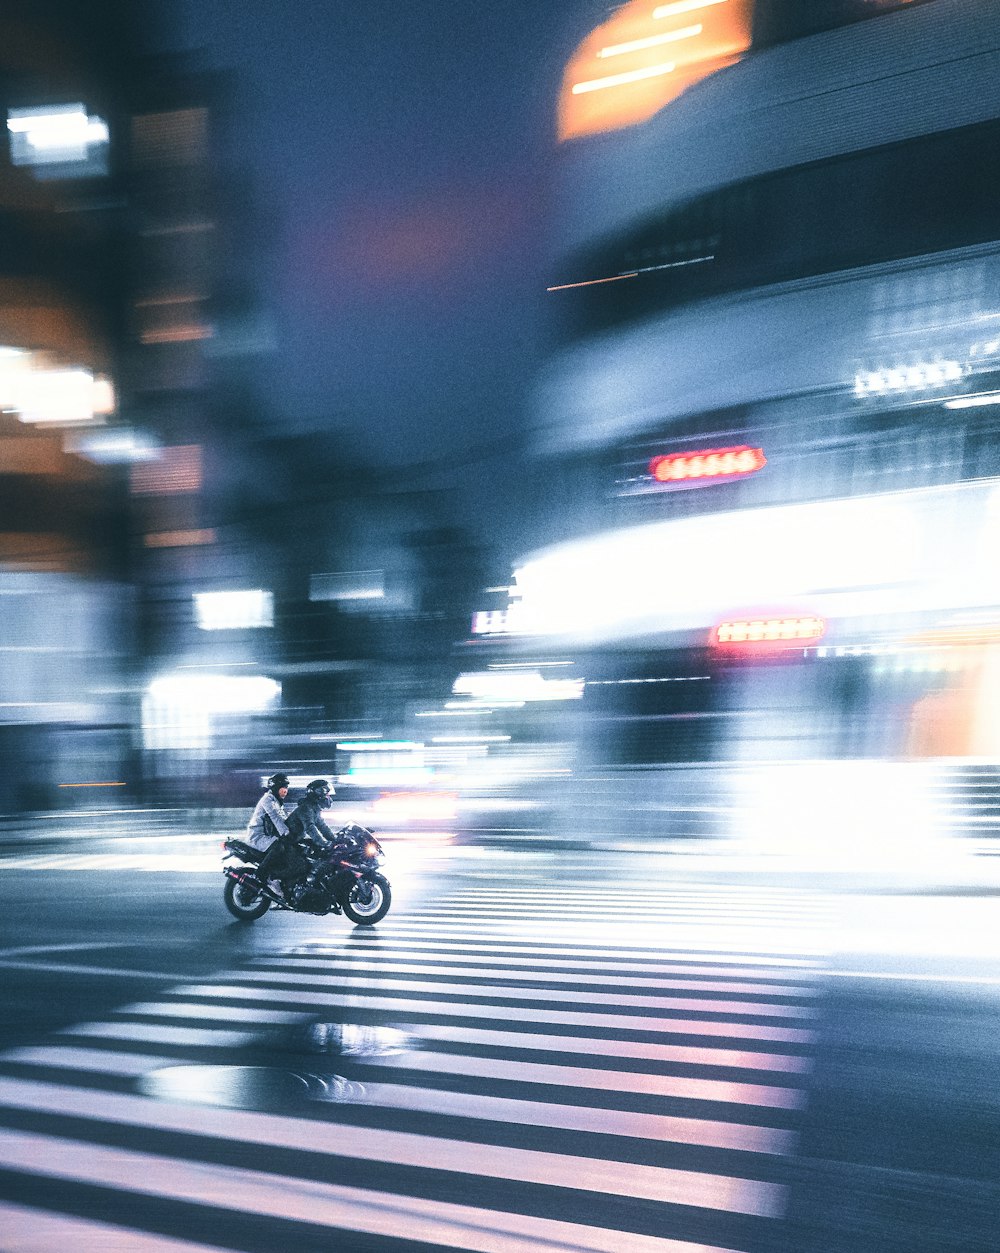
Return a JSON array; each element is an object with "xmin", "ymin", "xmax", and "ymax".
[{"xmin": 0, "ymin": 879, "xmax": 830, "ymax": 1252}]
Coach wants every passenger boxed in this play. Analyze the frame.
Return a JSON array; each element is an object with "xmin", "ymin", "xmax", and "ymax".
[{"xmin": 246, "ymin": 773, "xmax": 307, "ymax": 900}]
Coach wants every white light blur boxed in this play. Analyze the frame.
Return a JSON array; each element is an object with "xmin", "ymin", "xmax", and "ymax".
[
  {"xmin": 372, "ymin": 792, "xmax": 457, "ymax": 821},
  {"xmin": 598, "ymin": 24, "xmax": 702, "ymax": 57},
  {"xmin": 336, "ymin": 740, "xmax": 420, "ymax": 752},
  {"xmin": 148, "ymin": 673, "xmax": 280, "ymax": 711},
  {"xmin": 444, "ymin": 699, "xmax": 526, "ymax": 710},
  {"xmin": 944, "ymin": 391, "xmax": 1000, "ymax": 409},
  {"xmin": 854, "ymin": 359, "xmax": 963, "ymax": 398},
  {"xmin": 66, "ymin": 428, "xmax": 159, "ymax": 465},
  {"xmin": 13, "ymin": 367, "xmax": 109, "ymax": 425},
  {"xmin": 510, "ymin": 486, "xmax": 957, "ymax": 642},
  {"xmin": 431, "ymin": 735, "xmax": 511, "ymax": 744},
  {"xmin": 194, "ymin": 590, "xmax": 273, "ymax": 631},
  {"xmin": 572, "ymin": 62, "xmax": 675, "ymax": 95},
  {"xmin": 7, "ymin": 105, "xmax": 108, "ymax": 167},
  {"xmin": 653, "ymin": 0, "xmax": 728, "ymax": 18},
  {"xmin": 347, "ymin": 766, "xmax": 434, "ymax": 786},
  {"xmin": 453, "ymin": 671, "xmax": 585, "ymax": 703},
  {"xmin": 143, "ymin": 674, "xmax": 280, "ymax": 750}
]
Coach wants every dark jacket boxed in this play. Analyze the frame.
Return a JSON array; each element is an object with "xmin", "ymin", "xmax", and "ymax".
[{"xmin": 287, "ymin": 793, "xmax": 337, "ymax": 847}]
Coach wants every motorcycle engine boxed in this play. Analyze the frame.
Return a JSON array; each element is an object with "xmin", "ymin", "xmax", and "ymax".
[{"xmin": 293, "ymin": 884, "xmax": 332, "ymax": 913}]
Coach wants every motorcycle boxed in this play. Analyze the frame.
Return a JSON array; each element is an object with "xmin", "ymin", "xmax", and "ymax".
[{"xmin": 222, "ymin": 822, "xmax": 391, "ymax": 926}]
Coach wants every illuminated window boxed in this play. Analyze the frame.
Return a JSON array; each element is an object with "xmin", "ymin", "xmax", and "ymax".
[{"xmin": 7, "ymin": 105, "xmax": 109, "ymax": 178}]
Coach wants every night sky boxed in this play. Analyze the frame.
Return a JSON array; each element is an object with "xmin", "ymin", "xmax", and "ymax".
[{"xmin": 171, "ymin": 0, "xmax": 607, "ymax": 552}]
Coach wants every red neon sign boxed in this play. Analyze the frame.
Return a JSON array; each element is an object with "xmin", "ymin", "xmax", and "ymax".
[
  {"xmin": 714, "ymin": 616, "xmax": 826, "ymax": 647},
  {"xmin": 649, "ymin": 445, "xmax": 766, "ymax": 484}
]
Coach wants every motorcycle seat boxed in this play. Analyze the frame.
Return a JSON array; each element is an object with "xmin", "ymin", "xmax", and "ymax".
[{"xmin": 224, "ymin": 838, "xmax": 262, "ymax": 862}]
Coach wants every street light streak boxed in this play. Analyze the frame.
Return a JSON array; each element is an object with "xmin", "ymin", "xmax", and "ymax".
[
  {"xmin": 943, "ymin": 391, "xmax": 1000, "ymax": 409},
  {"xmin": 572, "ymin": 61, "xmax": 676, "ymax": 95},
  {"xmin": 633, "ymin": 254, "xmax": 715, "ymax": 274},
  {"xmin": 598, "ymin": 23, "xmax": 702, "ymax": 58},
  {"xmin": 547, "ymin": 272, "xmax": 638, "ymax": 292}
]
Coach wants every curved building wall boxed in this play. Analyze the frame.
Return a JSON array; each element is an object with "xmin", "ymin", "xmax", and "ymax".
[
  {"xmin": 556, "ymin": 2, "xmax": 1000, "ymax": 254},
  {"xmin": 538, "ymin": 3, "xmax": 1000, "ymax": 454}
]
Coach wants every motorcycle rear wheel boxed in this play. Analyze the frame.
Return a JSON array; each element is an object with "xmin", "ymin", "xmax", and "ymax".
[
  {"xmin": 224, "ymin": 875, "xmax": 270, "ymax": 922},
  {"xmin": 342, "ymin": 873, "xmax": 391, "ymax": 926}
]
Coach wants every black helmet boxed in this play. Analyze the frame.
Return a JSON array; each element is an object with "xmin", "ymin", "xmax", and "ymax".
[
  {"xmin": 267, "ymin": 773, "xmax": 290, "ymax": 792},
  {"xmin": 306, "ymin": 778, "xmax": 333, "ymax": 800}
]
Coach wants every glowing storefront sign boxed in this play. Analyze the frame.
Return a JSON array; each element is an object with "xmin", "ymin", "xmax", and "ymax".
[
  {"xmin": 714, "ymin": 615, "xmax": 826, "ymax": 646},
  {"xmin": 559, "ymin": 0, "xmax": 754, "ymax": 141},
  {"xmin": 649, "ymin": 445, "xmax": 766, "ymax": 484}
]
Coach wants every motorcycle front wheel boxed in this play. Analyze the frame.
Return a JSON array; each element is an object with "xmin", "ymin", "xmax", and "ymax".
[
  {"xmin": 342, "ymin": 873, "xmax": 391, "ymax": 926},
  {"xmin": 224, "ymin": 874, "xmax": 270, "ymax": 922}
]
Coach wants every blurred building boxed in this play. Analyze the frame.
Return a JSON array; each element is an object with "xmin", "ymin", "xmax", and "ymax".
[
  {"xmin": 485, "ymin": 0, "xmax": 1000, "ymax": 771},
  {"xmin": 0, "ymin": 2, "xmax": 279, "ymax": 808}
]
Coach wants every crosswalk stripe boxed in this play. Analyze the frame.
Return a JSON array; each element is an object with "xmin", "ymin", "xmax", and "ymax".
[
  {"xmin": 176, "ymin": 976, "xmax": 816, "ymax": 1018},
  {"xmin": 295, "ymin": 942, "xmax": 822, "ymax": 967},
  {"xmin": 114, "ymin": 1006, "xmax": 810, "ymax": 1072},
  {"xmin": 0, "ymin": 1078, "xmax": 786, "ymax": 1217},
  {"xmin": 0, "ymin": 1201, "xmax": 236, "ymax": 1253},
  {"xmin": 146, "ymin": 985, "xmax": 818, "ymax": 1040},
  {"xmin": 4, "ymin": 1045, "xmax": 181, "ymax": 1076},
  {"xmin": 296, "ymin": 936, "xmax": 823, "ymax": 965},
  {"xmin": 351, "ymin": 1049, "xmax": 803, "ymax": 1108},
  {"xmin": 0, "ymin": 1129, "xmax": 745, "ymax": 1253},
  {"xmin": 323, "ymin": 924, "xmax": 828, "ymax": 955},
  {"xmin": 247, "ymin": 958, "xmax": 817, "ymax": 996},
  {"xmin": 2, "ymin": 1045, "xmax": 795, "ymax": 1154},
  {"xmin": 64, "ymin": 1022, "xmax": 258, "ymax": 1048},
  {"xmin": 275, "ymin": 951, "xmax": 819, "ymax": 979},
  {"xmin": 382, "ymin": 1022, "xmax": 811, "ymax": 1072}
]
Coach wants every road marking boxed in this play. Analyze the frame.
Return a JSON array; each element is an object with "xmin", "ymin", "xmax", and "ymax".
[
  {"xmin": 357, "ymin": 1049, "xmax": 804, "ymax": 1109},
  {"xmin": 275, "ymin": 951, "xmax": 818, "ymax": 979},
  {"xmin": 0, "ymin": 1200, "xmax": 236, "ymax": 1253},
  {"xmin": 0, "ymin": 1079, "xmax": 786, "ymax": 1218},
  {"xmin": 64, "ymin": 1022, "xmax": 257, "ymax": 1049},
  {"xmin": 394, "ymin": 1023, "xmax": 812, "ymax": 1073},
  {"xmin": 206, "ymin": 973, "xmax": 817, "ymax": 1018},
  {"xmin": 313, "ymin": 928, "xmax": 829, "ymax": 957},
  {"xmin": 0, "ymin": 1044, "xmax": 795, "ymax": 1154},
  {"xmin": 250, "ymin": 958, "xmax": 817, "ymax": 996},
  {"xmin": 166, "ymin": 984, "xmax": 817, "ymax": 1041}
]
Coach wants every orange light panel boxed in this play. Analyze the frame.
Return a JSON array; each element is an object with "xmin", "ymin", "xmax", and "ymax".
[
  {"xmin": 715, "ymin": 616, "xmax": 826, "ymax": 646},
  {"xmin": 559, "ymin": 0, "xmax": 754, "ymax": 142},
  {"xmin": 650, "ymin": 445, "xmax": 766, "ymax": 483}
]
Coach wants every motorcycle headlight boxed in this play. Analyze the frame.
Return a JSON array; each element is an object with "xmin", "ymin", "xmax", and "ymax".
[{"xmin": 364, "ymin": 843, "xmax": 379, "ymax": 859}]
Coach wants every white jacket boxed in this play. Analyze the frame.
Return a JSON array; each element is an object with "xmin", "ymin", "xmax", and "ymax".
[{"xmin": 245, "ymin": 790, "xmax": 290, "ymax": 852}]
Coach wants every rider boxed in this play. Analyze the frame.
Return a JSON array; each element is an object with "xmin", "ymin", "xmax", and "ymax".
[
  {"xmin": 287, "ymin": 778, "xmax": 338, "ymax": 849},
  {"xmin": 285, "ymin": 778, "xmax": 339, "ymax": 902},
  {"xmin": 246, "ymin": 772, "xmax": 306, "ymax": 898}
]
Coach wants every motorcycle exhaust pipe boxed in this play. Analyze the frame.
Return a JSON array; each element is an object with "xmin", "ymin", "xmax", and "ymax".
[{"xmin": 224, "ymin": 866, "xmax": 286, "ymax": 904}]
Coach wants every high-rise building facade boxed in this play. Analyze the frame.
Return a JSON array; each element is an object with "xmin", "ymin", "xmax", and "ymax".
[{"xmin": 499, "ymin": 0, "xmax": 1000, "ymax": 768}]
